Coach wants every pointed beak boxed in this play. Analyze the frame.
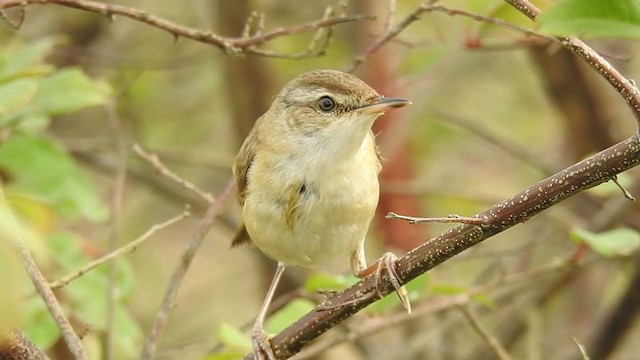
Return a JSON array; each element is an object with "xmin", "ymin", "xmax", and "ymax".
[{"xmin": 360, "ymin": 97, "xmax": 411, "ymax": 114}]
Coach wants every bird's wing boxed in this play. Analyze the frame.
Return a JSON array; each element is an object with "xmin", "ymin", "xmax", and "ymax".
[
  {"xmin": 231, "ymin": 131, "xmax": 259, "ymax": 247},
  {"xmin": 232, "ymin": 131, "xmax": 258, "ymax": 206}
]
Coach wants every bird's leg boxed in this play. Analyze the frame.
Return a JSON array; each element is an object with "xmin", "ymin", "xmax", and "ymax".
[
  {"xmin": 352, "ymin": 246, "xmax": 411, "ymax": 314},
  {"xmin": 251, "ymin": 262, "xmax": 286, "ymax": 360}
]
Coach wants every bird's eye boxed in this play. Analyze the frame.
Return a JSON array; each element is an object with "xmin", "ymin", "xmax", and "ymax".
[{"xmin": 317, "ymin": 96, "xmax": 336, "ymax": 112}]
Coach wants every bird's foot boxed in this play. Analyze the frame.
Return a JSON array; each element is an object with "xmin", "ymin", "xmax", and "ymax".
[
  {"xmin": 251, "ymin": 324, "xmax": 276, "ymax": 360},
  {"xmin": 370, "ymin": 252, "xmax": 411, "ymax": 314}
]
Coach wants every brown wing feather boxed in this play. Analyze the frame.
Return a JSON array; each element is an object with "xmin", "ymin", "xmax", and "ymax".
[
  {"xmin": 231, "ymin": 131, "xmax": 259, "ymax": 247},
  {"xmin": 233, "ymin": 131, "xmax": 259, "ymax": 206},
  {"xmin": 230, "ymin": 223, "xmax": 251, "ymax": 248}
]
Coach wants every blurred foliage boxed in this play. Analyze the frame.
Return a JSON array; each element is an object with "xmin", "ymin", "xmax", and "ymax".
[
  {"xmin": 0, "ymin": 38, "xmax": 139, "ymax": 358},
  {"xmin": 571, "ymin": 228, "xmax": 640, "ymax": 258},
  {"xmin": 539, "ymin": 0, "xmax": 640, "ymax": 40}
]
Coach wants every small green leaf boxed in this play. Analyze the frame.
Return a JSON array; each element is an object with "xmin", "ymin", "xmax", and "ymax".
[
  {"xmin": 0, "ymin": 79, "xmax": 38, "ymax": 119},
  {"xmin": 303, "ymin": 272, "xmax": 358, "ymax": 293},
  {"xmin": 265, "ymin": 299, "xmax": 316, "ymax": 334},
  {"xmin": 29, "ymin": 68, "xmax": 111, "ymax": 115},
  {"xmin": 538, "ymin": 0, "xmax": 640, "ymax": 40},
  {"xmin": 472, "ymin": 293, "xmax": 496, "ymax": 308},
  {"xmin": 570, "ymin": 228, "xmax": 640, "ymax": 257},
  {"xmin": 204, "ymin": 351, "xmax": 247, "ymax": 360},
  {"xmin": 0, "ymin": 132, "xmax": 108, "ymax": 221},
  {"xmin": 0, "ymin": 39, "xmax": 56, "ymax": 81},
  {"xmin": 216, "ymin": 322, "xmax": 252, "ymax": 351},
  {"xmin": 431, "ymin": 283, "xmax": 467, "ymax": 295}
]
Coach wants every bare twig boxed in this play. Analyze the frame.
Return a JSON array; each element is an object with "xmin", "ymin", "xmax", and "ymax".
[
  {"xmin": 48, "ymin": 211, "xmax": 189, "ymax": 289},
  {"xmin": 348, "ymin": 0, "xmax": 435, "ymax": 72},
  {"xmin": 348, "ymin": 1, "xmax": 556, "ymax": 72},
  {"xmin": 132, "ymin": 143, "xmax": 215, "ymax": 204},
  {"xmin": 141, "ymin": 180, "xmax": 234, "ymax": 360},
  {"xmin": 386, "ymin": 212, "xmax": 488, "ymax": 226},
  {"xmin": 572, "ymin": 337, "xmax": 590, "ymax": 360},
  {"xmin": 0, "ymin": 0, "xmax": 371, "ymax": 58},
  {"xmin": 0, "ymin": 188, "xmax": 88, "ymax": 360},
  {"xmin": 459, "ymin": 305, "xmax": 513, "ymax": 360},
  {"xmin": 611, "ymin": 176, "xmax": 636, "ymax": 201}
]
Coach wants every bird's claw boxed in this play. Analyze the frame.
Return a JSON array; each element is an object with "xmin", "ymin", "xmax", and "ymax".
[
  {"xmin": 251, "ymin": 325, "xmax": 277, "ymax": 360},
  {"xmin": 374, "ymin": 252, "xmax": 411, "ymax": 314}
]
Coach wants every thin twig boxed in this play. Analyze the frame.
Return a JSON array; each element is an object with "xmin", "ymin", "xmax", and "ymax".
[
  {"xmin": 132, "ymin": 143, "xmax": 215, "ymax": 204},
  {"xmin": 141, "ymin": 180, "xmax": 234, "ymax": 360},
  {"xmin": 458, "ymin": 305, "xmax": 514, "ymax": 360},
  {"xmin": 48, "ymin": 211, "xmax": 190, "ymax": 289},
  {"xmin": 0, "ymin": 0, "xmax": 371, "ymax": 58},
  {"xmin": 386, "ymin": 212, "xmax": 488, "ymax": 226},
  {"xmin": 348, "ymin": 1, "xmax": 556, "ymax": 72},
  {"xmin": 611, "ymin": 176, "xmax": 636, "ymax": 201},
  {"xmin": 0, "ymin": 187, "xmax": 88, "ymax": 360},
  {"xmin": 426, "ymin": 4, "xmax": 557, "ymax": 43},
  {"xmin": 348, "ymin": 0, "xmax": 436, "ymax": 72},
  {"xmin": 572, "ymin": 337, "xmax": 591, "ymax": 360}
]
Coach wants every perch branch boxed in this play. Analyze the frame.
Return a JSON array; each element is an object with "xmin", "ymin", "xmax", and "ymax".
[{"xmin": 244, "ymin": 133, "xmax": 640, "ymax": 359}]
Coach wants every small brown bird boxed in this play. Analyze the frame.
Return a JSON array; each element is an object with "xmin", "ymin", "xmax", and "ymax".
[{"xmin": 232, "ymin": 69, "xmax": 410, "ymax": 359}]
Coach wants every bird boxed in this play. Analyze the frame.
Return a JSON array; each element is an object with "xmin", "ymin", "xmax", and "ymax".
[{"xmin": 232, "ymin": 69, "xmax": 410, "ymax": 359}]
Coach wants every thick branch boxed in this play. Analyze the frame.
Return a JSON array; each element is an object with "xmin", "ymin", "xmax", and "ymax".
[{"xmin": 244, "ymin": 133, "xmax": 640, "ymax": 359}]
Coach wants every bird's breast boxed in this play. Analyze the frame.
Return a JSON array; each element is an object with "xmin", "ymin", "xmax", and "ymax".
[{"xmin": 243, "ymin": 133, "xmax": 381, "ymax": 269}]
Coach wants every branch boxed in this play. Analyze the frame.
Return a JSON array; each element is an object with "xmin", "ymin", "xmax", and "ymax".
[
  {"xmin": 0, "ymin": 0, "xmax": 371, "ymax": 57},
  {"xmin": 244, "ymin": 134, "xmax": 640, "ymax": 359},
  {"xmin": 48, "ymin": 210, "xmax": 189, "ymax": 289},
  {"xmin": 1, "ymin": 188, "xmax": 88, "ymax": 360}
]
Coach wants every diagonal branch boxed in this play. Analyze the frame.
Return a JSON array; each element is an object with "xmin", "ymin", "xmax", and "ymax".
[{"xmin": 245, "ymin": 133, "xmax": 640, "ymax": 359}]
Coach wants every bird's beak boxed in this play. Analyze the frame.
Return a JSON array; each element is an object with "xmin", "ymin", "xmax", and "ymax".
[{"xmin": 360, "ymin": 97, "xmax": 411, "ymax": 114}]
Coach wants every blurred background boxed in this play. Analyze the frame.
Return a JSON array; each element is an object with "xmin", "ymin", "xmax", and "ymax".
[{"xmin": 1, "ymin": 0, "xmax": 640, "ymax": 359}]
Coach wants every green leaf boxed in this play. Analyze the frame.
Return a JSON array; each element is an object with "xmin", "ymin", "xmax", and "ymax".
[
  {"xmin": 472, "ymin": 293, "xmax": 496, "ymax": 308},
  {"xmin": 216, "ymin": 322, "xmax": 252, "ymax": 351},
  {"xmin": 204, "ymin": 352, "xmax": 247, "ymax": 360},
  {"xmin": 0, "ymin": 79, "xmax": 38, "ymax": 119},
  {"xmin": 29, "ymin": 68, "xmax": 111, "ymax": 115},
  {"xmin": 0, "ymin": 132, "xmax": 108, "ymax": 221},
  {"xmin": 538, "ymin": 0, "xmax": 640, "ymax": 40},
  {"xmin": 0, "ymin": 39, "xmax": 56, "ymax": 82},
  {"xmin": 570, "ymin": 228, "xmax": 640, "ymax": 257},
  {"xmin": 303, "ymin": 272, "xmax": 358, "ymax": 293},
  {"xmin": 431, "ymin": 283, "xmax": 467, "ymax": 295},
  {"xmin": 265, "ymin": 299, "xmax": 316, "ymax": 334}
]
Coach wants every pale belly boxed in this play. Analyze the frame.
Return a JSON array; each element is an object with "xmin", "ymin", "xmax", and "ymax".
[{"xmin": 243, "ymin": 157, "xmax": 380, "ymax": 269}]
